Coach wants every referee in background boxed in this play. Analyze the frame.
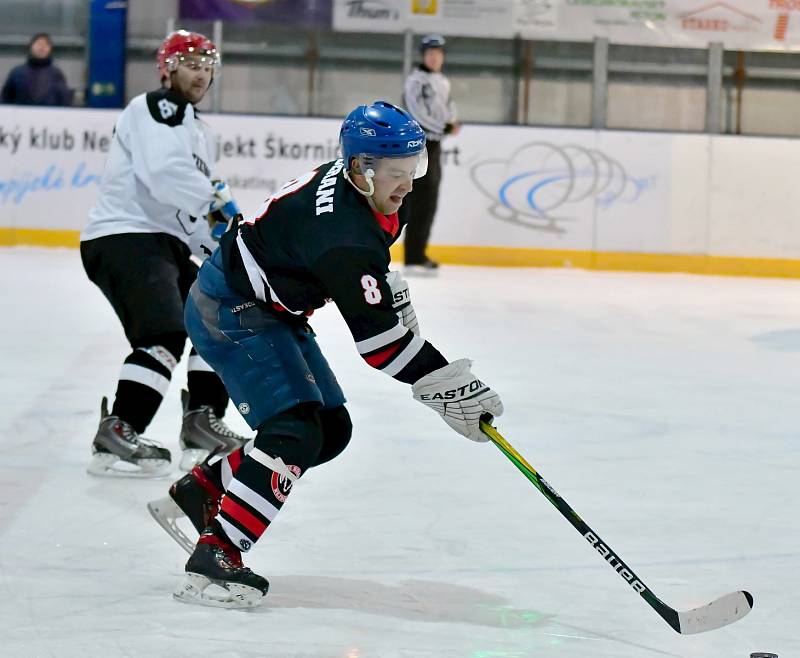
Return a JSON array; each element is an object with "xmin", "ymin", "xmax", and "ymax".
[{"xmin": 402, "ymin": 34, "xmax": 460, "ymax": 274}]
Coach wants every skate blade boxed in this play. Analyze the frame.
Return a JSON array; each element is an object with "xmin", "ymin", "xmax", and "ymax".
[
  {"xmin": 179, "ymin": 448, "xmax": 210, "ymax": 472},
  {"xmin": 173, "ymin": 572, "xmax": 265, "ymax": 609},
  {"xmin": 146, "ymin": 496, "xmax": 195, "ymax": 555},
  {"xmin": 87, "ymin": 453, "xmax": 172, "ymax": 479}
]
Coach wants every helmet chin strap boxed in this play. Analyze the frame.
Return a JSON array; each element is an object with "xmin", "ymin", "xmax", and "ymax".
[{"xmin": 343, "ymin": 168, "xmax": 375, "ymax": 199}]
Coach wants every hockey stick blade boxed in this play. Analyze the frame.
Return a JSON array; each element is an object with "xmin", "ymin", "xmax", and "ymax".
[
  {"xmin": 670, "ymin": 590, "xmax": 753, "ymax": 635},
  {"xmin": 479, "ymin": 419, "xmax": 753, "ymax": 634}
]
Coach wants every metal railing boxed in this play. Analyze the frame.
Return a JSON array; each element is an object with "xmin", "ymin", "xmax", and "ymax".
[{"xmin": 3, "ymin": 21, "xmax": 800, "ymax": 136}]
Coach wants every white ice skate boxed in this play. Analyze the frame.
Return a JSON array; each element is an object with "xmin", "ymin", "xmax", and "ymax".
[{"xmin": 173, "ymin": 573, "xmax": 266, "ymax": 609}]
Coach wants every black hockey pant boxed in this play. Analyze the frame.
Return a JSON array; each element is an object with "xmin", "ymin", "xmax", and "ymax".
[{"xmin": 81, "ymin": 232, "xmax": 228, "ymax": 433}]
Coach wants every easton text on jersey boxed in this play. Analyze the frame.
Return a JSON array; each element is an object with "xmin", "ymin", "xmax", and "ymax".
[{"xmin": 315, "ymin": 159, "xmax": 343, "ymax": 215}]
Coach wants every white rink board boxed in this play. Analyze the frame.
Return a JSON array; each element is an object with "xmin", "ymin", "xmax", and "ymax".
[
  {"xmin": 0, "ymin": 106, "xmax": 116, "ymax": 232},
  {"xmin": 1, "ymin": 105, "xmax": 799, "ymax": 261},
  {"xmin": 708, "ymin": 135, "xmax": 800, "ymax": 259},
  {"xmin": 0, "ymin": 106, "xmax": 340, "ymax": 233},
  {"xmin": 438, "ymin": 124, "xmax": 673, "ymax": 253}
]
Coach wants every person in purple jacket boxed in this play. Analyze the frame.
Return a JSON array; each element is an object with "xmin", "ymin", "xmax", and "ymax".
[{"xmin": 1, "ymin": 33, "xmax": 73, "ymax": 106}]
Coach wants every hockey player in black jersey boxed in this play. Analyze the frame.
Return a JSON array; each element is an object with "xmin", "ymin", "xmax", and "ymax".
[
  {"xmin": 81, "ymin": 31, "xmax": 247, "ymax": 478},
  {"xmin": 149, "ymin": 101, "xmax": 504, "ymax": 608}
]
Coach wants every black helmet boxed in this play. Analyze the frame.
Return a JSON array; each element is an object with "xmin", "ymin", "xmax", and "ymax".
[{"xmin": 419, "ymin": 34, "xmax": 445, "ymax": 54}]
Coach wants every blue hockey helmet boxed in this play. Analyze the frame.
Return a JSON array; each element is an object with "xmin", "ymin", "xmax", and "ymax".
[{"xmin": 339, "ymin": 101, "xmax": 427, "ymax": 182}]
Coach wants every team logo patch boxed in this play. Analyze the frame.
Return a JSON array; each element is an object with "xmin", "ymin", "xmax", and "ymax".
[
  {"xmin": 305, "ymin": 372, "xmax": 316, "ymax": 383},
  {"xmin": 360, "ymin": 127, "xmax": 376, "ymax": 136},
  {"xmin": 271, "ymin": 465, "xmax": 302, "ymax": 503},
  {"xmin": 238, "ymin": 402, "xmax": 251, "ymax": 414},
  {"xmin": 239, "ymin": 539, "xmax": 251, "ymax": 551}
]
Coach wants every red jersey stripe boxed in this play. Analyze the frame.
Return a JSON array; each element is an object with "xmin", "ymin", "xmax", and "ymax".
[
  {"xmin": 363, "ymin": 342, "xmax": 402, "ymax": 368},
  {"xmin": 191, "ymin": 465, "xmax": 223, "ymax": 500},
  {"xmin": 227, "ymin": 447, "xmax": 243, "ymax": 474},
  {"xmin": 220, "ymin": 495, "xmax": 267, "ymax": 537}
]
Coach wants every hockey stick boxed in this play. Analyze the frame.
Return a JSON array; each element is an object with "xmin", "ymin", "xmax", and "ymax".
[{"xmin": 479, "ymin": 419, "xmax": 753, "ymax": 635}]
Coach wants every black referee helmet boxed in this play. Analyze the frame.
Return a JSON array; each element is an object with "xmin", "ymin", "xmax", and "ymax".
[{"xmin": 419, "ymin": 34, "xmax": 446, "ymax": 53}]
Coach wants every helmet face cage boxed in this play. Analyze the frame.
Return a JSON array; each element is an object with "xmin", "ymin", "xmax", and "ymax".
[
  {"xmin": 356, "ymin": 150, "xmax": 428, "ymax": 182},
  {"xmin": 157, "ymin": 30, "xmax": 220, "ymax": 80},
  {"xmin": 164, "ymin": 50, "xmax": 220, "ymax": 74}
]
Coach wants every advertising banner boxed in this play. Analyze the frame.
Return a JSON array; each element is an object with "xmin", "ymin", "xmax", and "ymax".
[
  {"xmin": 333, "ymin": 0, "xmax": 800, "ymax": 52},
  {"xmin": 180, "ymin": 0, "xmax": 332, "ymax": 27},
  {"xmin": 334, "ymin": 0, "xmax": 515, "ymax": 39},
  {"xmin": 2, "ymin": 106, "xmax": 799, "ymax": 268},
  {"xmin": 0, "ymin": 107, "xmax": 116, "ymax": 232},
  {"xmin": 0, "ymin": 106, "xmax": 672, "ymax": 256},
  {"xmin": 431, "ymin": 124, "xmax": 672, "ymax": 255},
  {"xmin": 0, "ymin": 106, "xmax": 338, "ymax": 234}
]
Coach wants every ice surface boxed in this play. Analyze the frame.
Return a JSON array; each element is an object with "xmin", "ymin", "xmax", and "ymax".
[{"xmin": 0, "ymin": 247, "xmax": 797, "ymax": 657}]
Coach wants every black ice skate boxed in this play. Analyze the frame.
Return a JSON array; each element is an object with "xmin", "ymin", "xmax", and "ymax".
[
  {"xmin": 179, "ymin": 389, "xmax": 248, "ymax": 471},
  {"xmin": 147, "ymin": 455, "xmax": 224, "ymax": 554},
  {"xmin": 403, "ymin": 259, "xmax": 440, "ymax": 278},
  {"xmin": 87, "ymin": 397, "xmax": 171, "ymax": 478},
  {"xmin": 173, "ymin": 521, "xmax": 269, "ymax": 609}
]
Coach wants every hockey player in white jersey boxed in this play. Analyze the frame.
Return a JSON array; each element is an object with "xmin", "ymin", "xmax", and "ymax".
[{"xmin": 81, "ymin": 30, "xmax": 247, "ymax": 478}]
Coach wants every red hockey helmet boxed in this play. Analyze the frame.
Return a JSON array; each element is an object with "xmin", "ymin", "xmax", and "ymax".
[{"xmin": 156, "ymin": 30, "xmax": 220, "ymax": 80}]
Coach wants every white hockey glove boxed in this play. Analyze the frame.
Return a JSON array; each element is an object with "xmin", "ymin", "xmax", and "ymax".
[
  {"xmin": 209, "ymin": 179, "xmax": 241, "ymax": 223},
  {"xmin": 411, "ymin": 359, "xmax": 503, "ymax": 442},
  {"xmin": 386, "ymin": 270, "xmax": 419, "ymax": 334}
]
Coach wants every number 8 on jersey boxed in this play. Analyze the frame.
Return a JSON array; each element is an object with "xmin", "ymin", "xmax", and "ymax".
[{"xmin": 360, "ymin": 275, "xmax": 382, "ymax": 305}]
